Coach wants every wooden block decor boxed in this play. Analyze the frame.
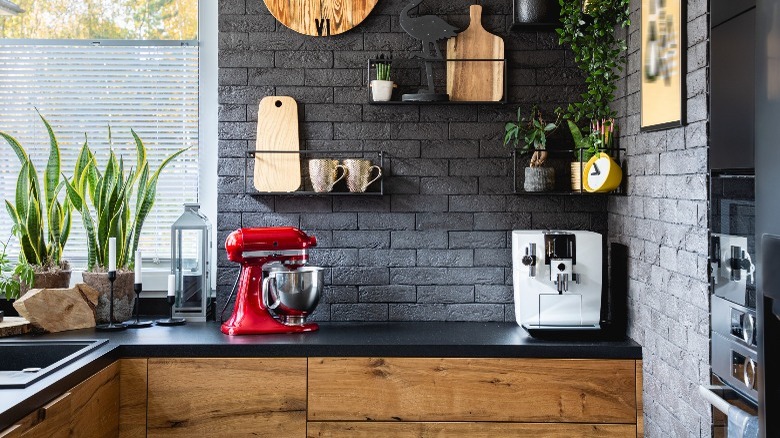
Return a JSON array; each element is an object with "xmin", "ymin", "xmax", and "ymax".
[{"xmin": 12, "ymin": 284, "xmax": 99, "ymax": 333}]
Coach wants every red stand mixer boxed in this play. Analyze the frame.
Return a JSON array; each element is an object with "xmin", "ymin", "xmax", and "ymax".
[{"xmin": 221, "ymin": 227, "xmax": 323, "ymax": 335}]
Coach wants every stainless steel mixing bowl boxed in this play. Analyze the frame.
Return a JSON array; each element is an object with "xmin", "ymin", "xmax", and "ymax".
[{"xmin": 264, "ymin": 266, "xmax": 323, "ymax": 325}]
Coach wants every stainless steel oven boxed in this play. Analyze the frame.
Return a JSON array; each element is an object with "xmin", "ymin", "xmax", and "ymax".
[{"xmin": 710, "ymin": 171, "xmax": 757, "ymax": 403}]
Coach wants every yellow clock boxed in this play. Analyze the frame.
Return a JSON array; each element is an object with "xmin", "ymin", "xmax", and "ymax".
[{"xmin": 582, "ymin": 152, "xmax": 622, "ymax": 193}]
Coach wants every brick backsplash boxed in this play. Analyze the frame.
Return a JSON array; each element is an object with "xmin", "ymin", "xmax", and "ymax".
[
  {"xmin": 607, "ymin": 0, "xmax": 712, "ymax": 435},
  {"xmin": 216, "ymin": 0, "xmax": 608, "ymax": 321}
]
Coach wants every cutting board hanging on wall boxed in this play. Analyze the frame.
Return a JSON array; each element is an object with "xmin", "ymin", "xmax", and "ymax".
[
  {"xmin": 254, "ymin": 96, "xmax": 301, "ymax": 193},
  {"xmin": 264, "ymin": 0, "xmax": 379, "ymax": 36},
  {"xmin": 446, "ymin": 4, "xmax": 505, "ymax": 101}
]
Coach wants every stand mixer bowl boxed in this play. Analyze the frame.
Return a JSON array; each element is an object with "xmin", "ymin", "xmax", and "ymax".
[{"xmin": 265, "ymin": 266, "xmax": 324, "ymax": 326}]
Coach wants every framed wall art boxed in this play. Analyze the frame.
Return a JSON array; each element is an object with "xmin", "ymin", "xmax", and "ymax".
[{"xmin": 640, "ymin": 0, "xmax": 686, "ymax": 131}]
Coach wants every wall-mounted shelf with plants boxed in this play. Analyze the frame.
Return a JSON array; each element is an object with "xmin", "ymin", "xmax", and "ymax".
[
  {"xmin": 366, "ymin": 58, "xmax": 507, "ymax": 105},
  {"xmin": 503, "ymin": 105, "xmax": 625, "ymax": 195},
  {"xmin": 244, "ymin": 150, "xmax": 386, "ymax": 196},
  {"xmin": 511, "ymin": 148, "xmax": 625, "ymax": 195}
]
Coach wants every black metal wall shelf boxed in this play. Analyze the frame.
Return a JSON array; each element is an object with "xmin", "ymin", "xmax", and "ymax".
[
  {"xmin": 511, "ymin": 148, "xmax": 626, "ymax": 195},
  {"xmin": 244, "ymin": 150, "xmax": 386, "ymax": 196},
  {"xmin": 367, "ymin": 58, "xmax": 508, "ymax": 105}
]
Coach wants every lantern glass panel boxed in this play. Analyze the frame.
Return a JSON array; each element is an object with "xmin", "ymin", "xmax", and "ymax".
[{"xmin": 171, "ymin": 203, "xmax": 211, "ymax": 321}]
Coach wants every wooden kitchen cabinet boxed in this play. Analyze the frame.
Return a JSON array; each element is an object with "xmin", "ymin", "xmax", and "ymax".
[
  {"xmin": 146, "ymin": 358, "xmax": 307, "ymax": 438},
  {"xmin": 0, "ymin": 362, "xmax": 119, "ymax": 438},
  {"xmin": 307, "ymin": 422, "xmax": 636, "ymax": 437},
  {"xmin": 308, "ymin": 358, "xmax": 643, "ymax": 438}
]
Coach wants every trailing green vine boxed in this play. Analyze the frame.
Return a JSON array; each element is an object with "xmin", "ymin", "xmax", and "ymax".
[{"xmin": 557, "ymin": 0, "xmax": 631, "ymax": 122}]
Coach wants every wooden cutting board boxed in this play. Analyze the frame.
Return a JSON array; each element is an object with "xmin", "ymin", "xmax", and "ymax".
[
  {"xmin": 0, "ymin": 317, "xmax": 31, "ymax": 337},
  {"xmin": 446, "ymin": 4, "xmax": 505, "ymax": 102},
  {"xmin": 264, "ymin": 0, "xmax": 378, "ymax": 37},
  {"xmin": 254, "ymin": 96, "xmax": 301, "ymax": 193}
]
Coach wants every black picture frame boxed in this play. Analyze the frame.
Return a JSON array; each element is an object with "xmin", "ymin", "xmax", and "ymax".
[{"xmin": 640, "ymin": 0, "xmax": 687, "ymax": 132}]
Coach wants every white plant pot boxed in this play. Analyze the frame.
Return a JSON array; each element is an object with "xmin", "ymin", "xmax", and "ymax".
[{"xmin": 370, "ymin": 80, "xmax": 394, "ymax": 102}]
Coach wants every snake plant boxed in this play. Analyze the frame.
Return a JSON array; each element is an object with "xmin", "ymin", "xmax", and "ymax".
[
  {"xmin": 63, "ymin": 128, "xmax": 187, "ymax": 271},
  {"xmin": 1, "ymin": 112, "xmax": 72, "ymax": 270}
]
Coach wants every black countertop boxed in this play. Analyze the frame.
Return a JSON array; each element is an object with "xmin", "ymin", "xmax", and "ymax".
[{"xmin": 0, "ymin": 322, "xmax": 641, "ymax": 429}]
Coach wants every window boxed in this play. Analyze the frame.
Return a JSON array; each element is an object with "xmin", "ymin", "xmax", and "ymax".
[{"xmin": 0, "ymin": 1, "xmax": 207, "ymax": 272}]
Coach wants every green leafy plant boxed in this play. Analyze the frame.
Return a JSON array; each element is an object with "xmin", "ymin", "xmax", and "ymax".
[
  {"xmin": 557, "ymin": 0, "xmax": 630, "ymax": 122},
  {"xmin": 504, "ymin": 106, "xmax": 561, "ymax": 167},
  {"xmin": 568, "ymin": 118, "xmax": 616, "ymax": 162},
  {"xmin": 1, "ymin": 112, "xmax": 73, "ymax": 271},
  {"xmin": 63, "ymin": 128, "xmax": 188, "ymax": 271},
  {"xmin": 374, "ymin": 54, "xmax": 392, "ymax": 81},
  {"xmin": 0, "ymin": 235, "xmax": 34, "ymax": 300}
]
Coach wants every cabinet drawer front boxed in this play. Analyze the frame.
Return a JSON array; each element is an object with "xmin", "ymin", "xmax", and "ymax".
[
  {"xmin": 308, "ymin": 358, "xmax": 636, "ymax": 423},
  {"xmin": 148, "ymin": 358, "xmax": 306, "ymax": 438},
  {"xmin": 307, "ymin": 422, "xmax": 636, "ymax": 438}
]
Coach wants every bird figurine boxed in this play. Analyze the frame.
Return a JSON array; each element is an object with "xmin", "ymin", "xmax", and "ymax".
[
  {"xmin": 399, "ymin": 0, "xmax": 458, "ymax": 101},
  {"xmin": 400, "ymin": 0, "xmax": 458, "ymax": 59}
]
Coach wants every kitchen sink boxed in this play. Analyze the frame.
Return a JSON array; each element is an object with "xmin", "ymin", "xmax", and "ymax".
[{"xmin": 0, "ymin": 340, "xmax": 108, "ymax": 389}]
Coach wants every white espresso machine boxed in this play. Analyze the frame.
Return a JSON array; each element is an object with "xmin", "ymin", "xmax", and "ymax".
[{"xmin": 512, "ymin": 230, "xmax": 603, "ymax": 333}]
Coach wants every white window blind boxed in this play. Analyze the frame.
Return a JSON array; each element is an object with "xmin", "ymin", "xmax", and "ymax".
[{"xmin": 0, "ymin": 42, "xmax": 199, "ymax": 265}]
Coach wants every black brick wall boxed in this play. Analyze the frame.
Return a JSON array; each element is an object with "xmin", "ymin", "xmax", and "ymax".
[{"xmin": 217, "ymin": 0, "xmax": 608, "ymax": 321}]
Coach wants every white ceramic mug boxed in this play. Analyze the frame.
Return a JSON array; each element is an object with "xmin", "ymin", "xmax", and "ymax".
[
  {"xmin": 343, "ymin": 159, "xmax": 382, "ymax": 192},
  {"xmin": 308, "ymin": 159, "xmax": 347, "ymax": 192}
]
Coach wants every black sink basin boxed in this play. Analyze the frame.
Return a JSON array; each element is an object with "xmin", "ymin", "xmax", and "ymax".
[{"xmin": 0, "ymin": 340, "xmax": 107, "ymax": 388}]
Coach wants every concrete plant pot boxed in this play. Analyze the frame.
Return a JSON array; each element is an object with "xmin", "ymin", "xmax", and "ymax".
[
  {"xmin": 370, "ymin": 80, "xmax": 395, "ymax": 102},
  {"xmin": 524, "ymin": 167, "xmax": 555, "ymax": 192},
  {"xmin": 19, "ymin": 269, "xmax": 72, "ymax": 296},
  {"xmin": 81, "ymin": 270, "xmax": 135, "ymax": 324}
]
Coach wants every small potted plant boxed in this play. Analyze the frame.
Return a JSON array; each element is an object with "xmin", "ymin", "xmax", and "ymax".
[
  {"xmin": 1, "ymin": 112, "xmax": 74, "ymax": 295},
  {"xmin": 64, "ymin": 129, "xmax": 188, "ymax": 323},
  {"xmin": 0, "ymin": 235, "xmax": 33, "ymax": 304},
  {"xmin": 568, "ymin": 118, "xmax": 616, "ymax": 191},
  {"xmin": 370, "ymin": 54, "xmax": 395, "ymax": 102},
  {"xmin": 504, "ymin": 106, "xmax": 560, "ymax": 192}
]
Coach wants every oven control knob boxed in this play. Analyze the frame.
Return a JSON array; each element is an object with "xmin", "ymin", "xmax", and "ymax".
[
  {"xmin": 744, "ymin": 358, "xmax": 757, "ymax": 390},
  {"xmin": 742, "ymin": 314, "xmax": 756, "ymax": 346}
]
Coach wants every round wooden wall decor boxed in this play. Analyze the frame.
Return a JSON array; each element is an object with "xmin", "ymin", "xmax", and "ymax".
[{"xmin": 263, "ymin": 0, "xmax": 379, "ymax": 37}]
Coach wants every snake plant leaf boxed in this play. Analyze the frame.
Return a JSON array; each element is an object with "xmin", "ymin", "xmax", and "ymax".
[
  {"xmin": 131, "ymin": 129, "xmax": 146, "ymax": 185},
  {"xmin": 80, "ymin": 202, "xmax": 98, "ymax": 270},
  {"xmin": 19, "ymin": 233, "xmax": 39, "ymax": 267},
  {"xmin": 128, "ymin": 178, "xmax": 157, "ymax": 260},
  {"xmin": 135, "ymin": 163, "xmax": 149, "ymax": 208},
  {"xmin": 0, "ymin": 131, "xmax": 29, "ymax": 164},
  {"xmin": 149, "ymin": 147, "xmax": 189, "ymax": 185},
  {"xmin": 62, "ymin": 173, "xmax": 84, "ymax": 212},
  {"xmin": 74, "ymin": 137, "xmax": 91, "ymax": 189},
  {"xmin": 5, "ymin": 200, "xmax": 19, "ymax": 230},
  {"xmin": 15, "ymin": 162, "xmax": 31, "ymax": 222},
  {"xmin": 25, "ymin": 196, "xmax": 42, "ymax": 265},
  {"xmin": 60, "ymin": 209, "xmax": 71, "ymax": 250},
  {"xmin": 49, "ymin": 199, "xmax": 62, "ymax": 247},
  {"xmin": 38, "ymin": 112, "xmax": 61, "ymax": 214}
]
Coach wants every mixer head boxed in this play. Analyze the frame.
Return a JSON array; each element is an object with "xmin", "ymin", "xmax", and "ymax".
[{"xmin": 225, "ymin": 227, "xmax": 317, "ymax": 264}]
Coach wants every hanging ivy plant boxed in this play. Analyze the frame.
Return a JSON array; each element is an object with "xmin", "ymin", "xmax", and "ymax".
[{"xmin": 557, "ymin": 0, "xmax": 631, "ymax": 122}]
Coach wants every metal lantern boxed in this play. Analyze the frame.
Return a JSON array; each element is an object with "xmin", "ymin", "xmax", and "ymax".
[{"xmin": 171, "ymin": 203, "xmax": 212, "ymax": 321}]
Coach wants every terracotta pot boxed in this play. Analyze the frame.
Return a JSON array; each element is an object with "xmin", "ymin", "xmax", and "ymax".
[
  {"xmin": 19, "ymin": 270, "xmax": 72, "ymax": 296},
  {"xmin": 81, "ymin": 270, "xmax": 135, "ymax": 324}
]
